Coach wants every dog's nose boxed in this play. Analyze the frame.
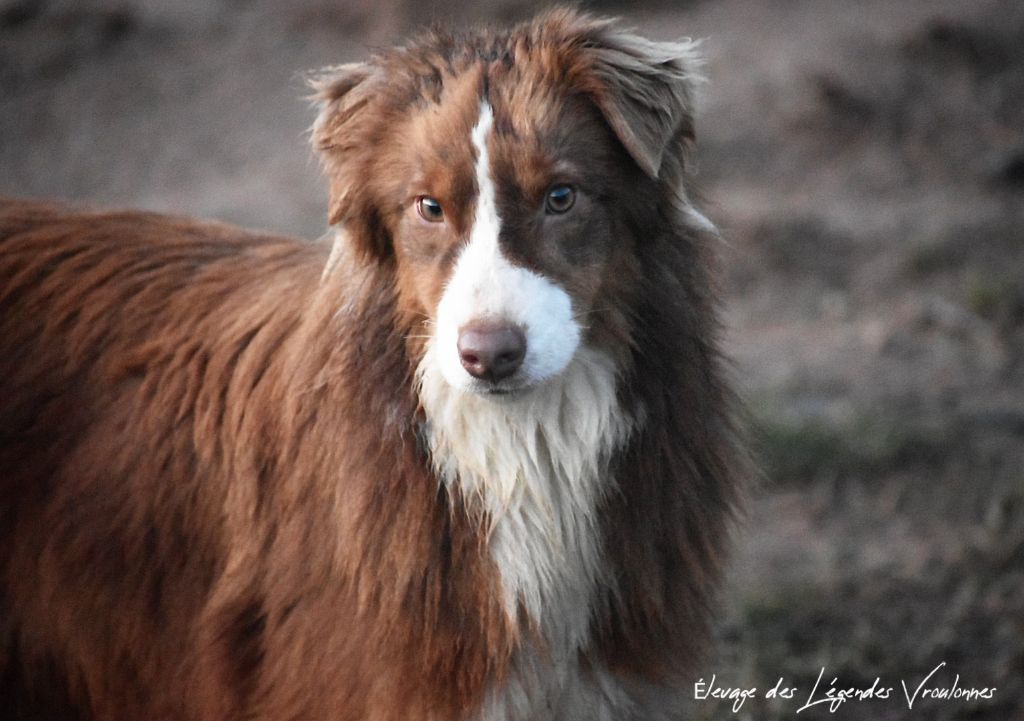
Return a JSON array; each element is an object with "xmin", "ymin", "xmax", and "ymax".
[{"xmin": 457, "ymin": 321, "xmax": 526, "ymax": 382}]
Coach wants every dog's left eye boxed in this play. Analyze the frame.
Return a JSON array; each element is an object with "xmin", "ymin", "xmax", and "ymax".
[
  {"xmin": 416, "ymin": 196, "xmax": 445, "ymax": 223},
  {"xmin": 545, "ymin": 185, "xmax": 575, "ymax": 214}
]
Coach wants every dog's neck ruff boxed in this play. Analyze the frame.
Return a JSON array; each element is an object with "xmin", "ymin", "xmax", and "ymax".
[{"xmin": 416, "ymin": 345, "xmax": 631, "ymax": 652}]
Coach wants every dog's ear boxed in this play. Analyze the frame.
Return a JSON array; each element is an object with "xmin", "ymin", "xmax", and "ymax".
[
  {"xmin": 309, "ymin": 63, "xmax": 384, "ymax": 235},
  {"xmin": 574, "ymin": 19, "xmax": 703, "ymax": 179}
]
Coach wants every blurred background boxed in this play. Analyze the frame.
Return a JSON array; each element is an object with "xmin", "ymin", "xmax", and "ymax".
[{"xmin": 2, "ymin": 0, "xmax": 1022, "ymax": 718}]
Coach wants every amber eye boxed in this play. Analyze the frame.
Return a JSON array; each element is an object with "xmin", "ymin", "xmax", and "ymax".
[
  {"xmin": 545, "ymin": 185, "xmax": 575, "ymax": 214},
  {"xmin": 416, "ymin": 196, "xmax": 444, "ymax": 223}
]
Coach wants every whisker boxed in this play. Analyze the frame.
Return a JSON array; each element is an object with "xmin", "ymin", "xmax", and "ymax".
[{"xmin": 572, "ymin": 307, "xmax": 614, "ymax": 321}]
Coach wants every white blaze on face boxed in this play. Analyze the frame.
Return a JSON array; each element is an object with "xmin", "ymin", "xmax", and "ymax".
[
  {"xmin": 415, "ymin": 102, "xmax": 635, "ymax": 719},
  {"xmin": 433, "ymin": 101, "xmax": 581, "ymax": 392}
]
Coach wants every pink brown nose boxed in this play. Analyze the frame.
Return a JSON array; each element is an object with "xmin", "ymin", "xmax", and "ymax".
[{"xmin": 457, "ymin": 321, "xmax": 526, "ymax": 383}]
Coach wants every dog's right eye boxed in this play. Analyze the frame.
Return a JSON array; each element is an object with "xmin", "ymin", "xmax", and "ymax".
[{"xmin": 416, "ymin": 196, "xmax": 445, "ymax": 223}]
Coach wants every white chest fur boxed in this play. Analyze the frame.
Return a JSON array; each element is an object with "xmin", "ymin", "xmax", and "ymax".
[{"xmin": 417, "ymin": 345, "xmax": 634, "ymax": 718}]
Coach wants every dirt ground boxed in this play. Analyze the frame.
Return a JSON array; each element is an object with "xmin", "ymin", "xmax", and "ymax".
[{"xmin": 2, "ymin": 0, "xmax": 1022, "ymax": 719}]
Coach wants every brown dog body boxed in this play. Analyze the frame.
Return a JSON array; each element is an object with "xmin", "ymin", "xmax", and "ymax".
[{"xmin": 1, "ymin": 10, "xmax": 740, "ymax": 721}]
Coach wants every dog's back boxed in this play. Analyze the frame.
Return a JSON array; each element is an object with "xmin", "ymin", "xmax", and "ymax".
[{"xmin": 0, "ymin": 200, "xmax": 326, "ymax": 719}]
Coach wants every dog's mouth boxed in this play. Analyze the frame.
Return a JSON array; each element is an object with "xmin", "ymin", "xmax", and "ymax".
[
  {"xmin": 470, "ymin": 381, "xmax": 531, "ymax": 399},
  {"xmin": 484, "ymin": 387, "xmax": 516, "ymax": 396},
  {"xmin": 458, "ymin": 369, "xmax": 552, "ymax": 399}
]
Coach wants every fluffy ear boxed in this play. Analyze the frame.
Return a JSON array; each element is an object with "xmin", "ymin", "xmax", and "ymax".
[
  {"xmin": 309, "ymin": 63, "xmax": 380, "ymax": 227},
  {"xmin": 581, "ymin": 24, "xmax": 703, "ymax": 179}
]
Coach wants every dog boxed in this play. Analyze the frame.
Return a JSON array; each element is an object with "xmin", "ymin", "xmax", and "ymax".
[{"xmin": 0, "ymin": 9, "xmax": 741, "ymax": 721}]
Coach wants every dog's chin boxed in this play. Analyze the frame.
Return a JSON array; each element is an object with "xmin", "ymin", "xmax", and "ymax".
[{"xmin": 462, "ymin": 379, "xmax": 533, "ymax": 401}]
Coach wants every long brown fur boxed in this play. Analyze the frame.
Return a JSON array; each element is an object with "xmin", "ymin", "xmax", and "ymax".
[{"xmin": 1, "ymin": 9, "xmax": 741, "ymax": 721}]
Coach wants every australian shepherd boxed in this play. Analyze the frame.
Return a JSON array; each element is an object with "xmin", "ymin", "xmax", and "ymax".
[{"xmin": 0, "ymin": 9, "xmax": 741, "ymax": 721}]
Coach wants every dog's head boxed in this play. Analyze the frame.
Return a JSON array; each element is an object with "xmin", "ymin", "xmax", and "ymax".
[{"xmin": 312, "ymin": 9, "xmax": 704, "ymax": 398}]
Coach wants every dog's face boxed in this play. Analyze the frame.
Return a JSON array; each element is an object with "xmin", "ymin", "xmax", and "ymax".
[
  {"xmin": 313, "ymin": 10, "xmax": 702, "ymax": 398},
  {"xmin": 389, "ymin": 81, "xmax": 634, "ymax": 397}
]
